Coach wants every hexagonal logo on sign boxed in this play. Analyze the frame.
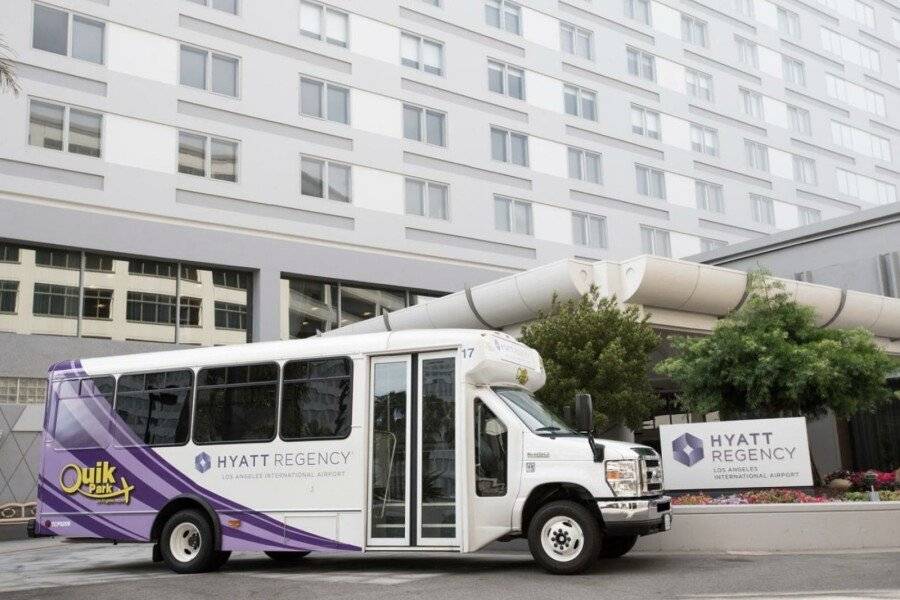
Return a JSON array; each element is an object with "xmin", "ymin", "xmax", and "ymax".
[
  {"xmin": 671, "ymin": 432, "xmax": 704, "ymax": 467},
  {"xmin": 194, "ymin": 451, "xmax": 212, "ymax": 474}
]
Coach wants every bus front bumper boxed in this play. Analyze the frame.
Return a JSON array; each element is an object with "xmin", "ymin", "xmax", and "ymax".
[{"xmin": 597, "ymin": 496, "xmax": 672, "ymax": 536}]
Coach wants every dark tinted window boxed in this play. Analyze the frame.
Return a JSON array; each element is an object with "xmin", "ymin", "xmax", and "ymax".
[
  {"xmin": 281, "ymin": 358, "xmax": 352, "ymax": 440},
  {"xmin": 115, "ymin": 370, "xmax": 193, "ymax": 446},
  {"xmin": 475, "ymin": 399, "xmax": 507, "ymax": 497},
  {"xmin": 194, "ymin": 363, "xmax": 278, "ymax": 444}
]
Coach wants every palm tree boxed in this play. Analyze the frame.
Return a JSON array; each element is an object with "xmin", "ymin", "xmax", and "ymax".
[{"xmin": 0, "ymin": 35, "xmax": 21, "ymax": 96}]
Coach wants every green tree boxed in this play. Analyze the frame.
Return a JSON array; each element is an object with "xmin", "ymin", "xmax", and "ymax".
[
  {"xmin": 520, "ymin": 286, "xmax": 660, "ymax": 431},
  {"xmin": 656, "ymin": 270, "xmax": 895, "ymax": 421},
  {"xmin": 0, "ymin": 36, "xmax": 21, "ymax": 96}
]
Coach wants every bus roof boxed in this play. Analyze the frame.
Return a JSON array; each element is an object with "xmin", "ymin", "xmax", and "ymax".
[{"xmin": 62, "ymin": 329, "xmax": 514, "ymax": 378}]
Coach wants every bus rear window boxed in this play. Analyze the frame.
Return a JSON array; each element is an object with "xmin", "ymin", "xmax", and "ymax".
[
  {"xmin": 194, "ymin": 363, "xmax": 278, "ymax": 444},
  {"xmin": 52, "ymin": 376, "xmax": 115, "ymax": 449},
  {"xmin": 115, "ymin": 370, "xmax": 193, "ymax": 446}
]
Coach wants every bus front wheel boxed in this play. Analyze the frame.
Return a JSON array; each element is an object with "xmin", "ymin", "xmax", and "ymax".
[
  {"xmin": 159, "ymin": 509, "xmax": 221, "ymax": 574},
  {"xmin": 527, "ymin": 500, "xmax": 600, "ymax": 575},
  {"xmin": 265, "ymin": 551, "xmax": 311, "ymax": 563}
]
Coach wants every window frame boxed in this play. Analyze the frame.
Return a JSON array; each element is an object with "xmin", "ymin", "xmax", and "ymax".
[
  {"xmin": 567, "ymin": 147, "xmax": 602, "ymax": 184},
  {"xmin": 631, "ymin": 104, "xmax": 661, "ymax": 139},
  {"xmin": 685, "ymin": 67, "xmax": 713, "ymax": 101},
  {"xmin": 782, "ymin": 55, "xmax": 806, "ymax": 86},
  {"xmin": 28, "ymin": 98, "xmax": 103, "ymax": 158},
  {"xmin": 186, "ymin": 0, "xmax": 240, "ymax": 14},
  {"xmin": 300, "ymin": 154, "xmax": 353, "ymax": 203},
  {"xmin": 299, "ymin": 0, "xmax": 350, "ymax": 48},
  {"xmin": 571, "ymin": 212, "xmax": 608, "ymax": 249},
  {"xmin": 490, "ymin": 126, "xmax": 529, "ymax": 166},
  {"xmin": 689, "ymin": 123, "xmax": 719, "ymax": 156},
  {"xmin": 625, "ymin": 0, "xmax": 652, "ymax": 26},
  {"xmin": 777, "ymin": 6, "xmax": 801, "ymax": 39},
  {"xmin": 299, "ymin": 76, "xmax": 350, "ymax": 124},
  {"xmin": 279, "ymin": 356, "xmax": 354, "ymax": 442},
  {"xmin": 494, "ymin": 195, "xmax": 533, "ymax": 235},
  {"xmin": 401, "ymin": 32, "xmax": 445, "ymax": 76},
  {"xmin": 487, "ymin": 59, "xmax": 525, "ymax": 100},
  {"xmin": 32, "ymin": 3, "xmax": 106, "ymax": 65},
  {"xmin": 695, "ymin": 179, "xmax": 725, "ymax": 213},
  {"xmin": 125, "ymin": 291, "xmax": 202, "ymax": 327},
  {"xmin": 193, "ymin": 362, "xmax": 279, "ymax": 446},
  {"xmin": 32, "ymin": 283, "xmax": 80, "ymax": 319},
  {"xmin": 626, "ymin": 47, "xmax": 656, "ymax": 81},
  {"xmin": 214, "ymin": 301, "xmax": 248, "ymax": 331},
  {"xmin": 179, "ymin": 43, "xmax": 241, "ymax": 98},
  {"xmin": 736, "ymin": 36, "xmax": 759, "ymax": 69},
  {"xmin": 402, "ymin": 103, "xmax": 447, "ymax": 147},
  {"xmin": 177, "ymin": 130, "xmax": 240, "ymax": 182},
  {"xmin": 635, "ymin": 164, "xmax": 667, "ymax": 200},
  {"xmin": 404, "ymin": 177, "xmax": 450, "ymax": 220},
  {"xmin": 739, "ymin": 88, "xmax": 764, "ymax": 119},
  {"xmin": 750, "ymin": 194, "xmax": 776, "ymax": 225},
  {"xmin": 560, "ymin": 21, "xmax": 593, "ymax": 60},
  {"xmin": 745, "ymin": 139, "xmax": 770, "ymax": 172},
  {"xmin": 640, "ymin": 225, "xmax": 672, "ymax": 257},
  {"xmin": 0, "ymin": 280, "xmax": 19, "ymax": 315},
  {"xmin": 485, "ymin": 0, "xmax": 522, "ymax": 35},
  {"xmin": 681, "ymin": 13, "xmax": 708, "ymax": 47},
  {"xmin": 792, "ymin": 154, "xmax": 817, "ymax": 185},
  {"xmin": 563, "ymin": 84, "xmax": 597, "ymax": 121}
]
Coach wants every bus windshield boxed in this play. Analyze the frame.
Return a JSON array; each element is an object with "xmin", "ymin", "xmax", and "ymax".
[{"xmin": 492, "ymin": 387, "xmax": 574, "ymax": 435}]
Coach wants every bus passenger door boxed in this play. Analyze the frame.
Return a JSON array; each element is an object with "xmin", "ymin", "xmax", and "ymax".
[{"xmin": 367, "ymin": 352, "xmax": 460, "ymax": 548}]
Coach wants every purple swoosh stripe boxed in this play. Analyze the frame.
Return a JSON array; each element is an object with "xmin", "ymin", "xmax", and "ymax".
[
  {"xmin": 38, "ymin": 475, "xmax": 146, "ymax": 540},
  {"xmin": 42, "ymin": 360, "xmax": 359, "ymax": 552},
  {"xmin": 39, "ymin": 485, "xmax": 136, "ymax": 541}
]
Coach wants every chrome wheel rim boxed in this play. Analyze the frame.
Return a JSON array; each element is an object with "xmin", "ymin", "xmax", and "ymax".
[
  {"xmin": 170, "ymin": 522, "xmax": 202, "ymax": 563},
  {"xmin": 540, "ymin": 516, "xmax": 584, "ymax": 563}
]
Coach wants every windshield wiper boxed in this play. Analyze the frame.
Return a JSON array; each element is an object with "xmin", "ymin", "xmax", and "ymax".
[{"xmin": 535, "ymin": 426, "xmax": 561, "ymax": 432}]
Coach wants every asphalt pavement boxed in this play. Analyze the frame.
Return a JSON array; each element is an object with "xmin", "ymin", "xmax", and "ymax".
[{"xmin": 0, "ymin": 538, "xmax": 897, "ymax": 600}]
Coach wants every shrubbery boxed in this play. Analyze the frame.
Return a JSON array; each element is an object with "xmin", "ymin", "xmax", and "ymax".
[
  {"xmin": 671, "ymin": 487, "xmax": 900, "ymax": 505},
  {"xmin": 824, "ymin": 470, "xmax": 897, "ymax": 491}
]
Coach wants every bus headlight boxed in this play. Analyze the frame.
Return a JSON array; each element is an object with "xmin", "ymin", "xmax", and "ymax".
[{"xmin": 605, "ymin": 460, "xmax": 640, "ymax": 497}]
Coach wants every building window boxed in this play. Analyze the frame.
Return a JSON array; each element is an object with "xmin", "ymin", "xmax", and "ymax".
[
  {"xmin": 186, "ymin": 0, "xmax": 239, "ymax": 14},
  {"xmin": 494, "ymin": 196, "xmax": 532, "ymax": 235},
  {"xmin": 401, "ymin": 32, "xmax": 444, "ymax": 75},
  {"xmin": 627, "ymin": 47, "xmax": 656, "ymax": 81},
  {"xmin": 212, "ymin": 270, "xmax": 249, "ymax": 290},
  {"xmin": 300, "ymin": 156, "xmax": 351, "ymax": 202},
  {"xmin": 567, "ymin": 147, "xmax": 602, "ymax": 184},
  {"xmin": 299, "ymin": 1, "xmax": 349, "ymax": 47},
  {"xmin": 751, "ymin": 195, "xmax": 775, "ymax": 225},
  {"xmin": 792, "ymin": 155, "xmax": 817, "ymax": 185},
  {"xmin": 32, "ymin": 4, "xmax": 104, "ymax": 64},
  {"xmin": 128, "ymin": 259, "xmax": 197, "ymax": 281},
  {"xmin": 0, "ymin": 244, "xmax": 18, "ymax": 263},
  {"xmin": 825, "ymin": 74, "xmax": 885, "ymax": 117},
  {"xmin": 84, "ymin": 253, "xmax": 113, "ymax": 272},
  {"xmin": 487, "ymin": 60, "xmax": 524, "ymax": 99},
  {"xmin": 126, "ymin": 292, "xmax": 201, "ymax": 326},
  {"xmin": 635, "ymin": 165, "xmax": 666, "ymax": 199},
  {"xmin": 690, "ymin": 124, "xmax": 718, "ymax": 156},
  {"xmin": 685, "ymin": 68, "xmax": 713, "ymax": 101},
  {"xmin": 701, "ymin": 238, "xmax": 726, "ymax": 252},
  {"xmin": 640, "ymin": 226, "xmax": 671, "ymax": 257},
  {"xmin": 178, "ymin": 131, "xmax": 239, "ymax": 182},
  {"xmin": 194, "ymin": 363, "xmax": 278, "ymax": 444},
  {"xmin": 33, "ymin": 283, "xmax": 79, "ymax": 318},
  {"xmin": 745, "ymin": 140, "xmax": 769, "ymax": 172},
  {"xmin": 572, "ymin": 213, "xmax": 607, "ymax": 248},
  {"xmin": 35, "ymin": 248, "xmax": 80, "ymax": 270},
  {"xmin": 831, "ymin": 121, "xmax": 891, "ymax": 162},
  {"xmin": 778, "ymin": 7, "xmax": 801, "ymax": 38},
  {"xmin": 740, "ymin": 88, "xmax": 763, "ymax": 118},
  {"xmin": 695, "ymin": 180, "xmax": 724, "ymax": 213},
  {"xmin": 681, "ymin": 14, "xmax": 708, "ymax": 47},
  {"xmin": 625, "ymin": 0, "xmax": 651, "ymax": 25},
  {"xmin": 215, "ymin": 301, "xmax": 247, "ymax": 330},
  {"xmin": 300, "ymin": 77, "xmax": 349, "ymax": 124},
  {"xmin": 490, "ymin": 127, "xmax": 528, "ymax": 166},
  {"xmin": 734, "ymin": 0, "xmax": 754, "ymax": 17},
  {"xmin": 782, "ymin": 56, "xmax": 806, "ymax": 86},
  {"xmin": 820, "ymin": 0, "xmax": 875, "ymax": 28},
  {"xmin": 631, "ymin": 105, "xmax": 660, "ymax": 139},
  {"xmin": 28, "ymin": 100, "xmax": 102, "ymax": 158},
  {"xmin": 82, "ymin": 288, "xmax": 112, "ymax": 320},
  {"xmin": 836, "ymin": 169, "xmax": 896, "ymax": 205},
  {"xmin": 787, "ymin": 105, "xmax": 811, "ymax": 134},
  {"xmin": 403, "ymin": 104, "xmax": 446, "ymax": 146},
  {"xmin": 281, "ymin": 358, "xmax": 352, "ymax": 440},
  {"xmin": 563, "ymin": 84, "xmax": 597, "ymax": 121},
  {"xmin": 485, "ymin": 0, "xmax": 521, "ymax": 35},
  {"xmin": 405, "ymin": 178, "xmax": 449, "ymax": 220},
  {"xmin": 798, "ymin": 206, "xmax": 821, "ymax": 225},
  {"xmin": 560, "ymin": 22, "xmax": 593, "ymax": 59},
  {"xmin": 0, "ymin": 281, "xmax": 18, "ymax": 314},
  {"xmin": 180, "ymin": 45, "xmax": 239, "ymax": 97},
  {"xmin": 736, "ymin": 36, "xmax": 759, "ymax": 68},
  {"xmin": 820, "ymin": 27, "xmax": 880, "ymax": 73}
]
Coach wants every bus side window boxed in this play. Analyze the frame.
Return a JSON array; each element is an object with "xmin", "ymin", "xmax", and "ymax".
[
  {"xmin": 194, "ymin": 363, "xmax": 279, "ymax": 444},
  {"xmin": 115, "ymin": 370, "xmax": 193, "ymax": 446},
  {"xmin": 475, "ymin": 399, "xmax": 507, "ymax": 497},
  {"xmin": 52, "ymin": 376, "xmax": 115, "ymax": 450},
  {"xmin": 280, "ymin": 357, "xmax": 352, "ymax": 440}
]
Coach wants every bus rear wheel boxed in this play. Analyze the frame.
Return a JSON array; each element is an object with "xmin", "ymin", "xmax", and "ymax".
[
  {"xmin": 160, "ymin": 509, "xmax": 220, "ymax": 574},
  {"xmin": 265, "ymin": 551, "xmax": 311, "ymax": 563},
  {"xmin": 527, "ymin": 500, "xmax": 600, "ymax": 575}
]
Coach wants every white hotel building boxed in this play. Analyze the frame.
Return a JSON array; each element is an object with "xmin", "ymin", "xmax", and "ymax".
[{"xmin": 0, "ymin": 0, "xmax": 899, "ymax": 400}]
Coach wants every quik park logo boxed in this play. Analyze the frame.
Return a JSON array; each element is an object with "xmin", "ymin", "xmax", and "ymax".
[{"xmin": 60, "ymin": 461, "xmax": 135, "ymax": 504}]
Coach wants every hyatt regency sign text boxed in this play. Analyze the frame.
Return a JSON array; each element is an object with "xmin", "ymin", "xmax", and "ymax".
[{"xmin": 659, "ymin": 417, "xmax": 813, "ymax": 490}]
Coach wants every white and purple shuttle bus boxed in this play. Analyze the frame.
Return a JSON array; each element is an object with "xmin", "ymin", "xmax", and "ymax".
[{"xmin": 30, "ymin": 329, "xmax": 671, "ymax": 575}]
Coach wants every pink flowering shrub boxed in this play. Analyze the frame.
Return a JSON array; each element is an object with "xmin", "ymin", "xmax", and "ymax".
[{"xmin": 825, "ymin": 470, "xmax": 897, "ymax": 491}]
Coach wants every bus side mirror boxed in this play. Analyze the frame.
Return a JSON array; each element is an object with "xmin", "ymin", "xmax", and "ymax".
[{"xmin": 574, "ymin": 393, "xmax": 593, "ymax": 434}]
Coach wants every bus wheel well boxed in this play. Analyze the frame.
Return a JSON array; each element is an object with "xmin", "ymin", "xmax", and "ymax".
[
  {"xmin": 151, "ymin": 497, "xmax": 221, "ymax": 550},
  {"xmin": 520, "ymin": 483, "xmax": 602, "ymax": 534}
]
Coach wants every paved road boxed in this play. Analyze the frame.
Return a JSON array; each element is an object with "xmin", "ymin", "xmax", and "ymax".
[{"xmin": 0, "ymin": 539, "xmax": 897, "ymax": 600}]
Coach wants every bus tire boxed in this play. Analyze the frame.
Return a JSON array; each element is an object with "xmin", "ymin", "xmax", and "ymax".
[
  {"xmin": 264, "ymin": 551, "xmax": 311, "ymax": 563},
  {"xmin": 598, "ymin": 534, "xmax": 638, "ymax": 559},
  {"xmin": 527, "ymin": 500, "xmax": 600, "ymax": 575},
  {"xmin": 211, "ymin": 550, "xmax": 232, "ymax": 570},
  {"xmin": 160, "ymin": 509, "xmax": 218, "ymax": 574}
]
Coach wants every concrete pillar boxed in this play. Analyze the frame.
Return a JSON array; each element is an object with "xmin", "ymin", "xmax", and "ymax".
[{"xmin": 251, "ymin": 268, "xmax": 282, "ymax": 342}]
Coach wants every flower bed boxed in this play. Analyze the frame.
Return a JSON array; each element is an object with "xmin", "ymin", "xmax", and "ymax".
[
  {"xmin": 672, "ymin": 488, "xmax": 900, "ymax": 505},
  {"xmin": 824, "ymin": 469, "xmax": 897, "ymax": 491}
]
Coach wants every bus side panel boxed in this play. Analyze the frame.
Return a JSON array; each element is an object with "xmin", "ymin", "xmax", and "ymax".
[{"xmin": 36, "ymin": 361, "xmax": 361, "ymax": 553}]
